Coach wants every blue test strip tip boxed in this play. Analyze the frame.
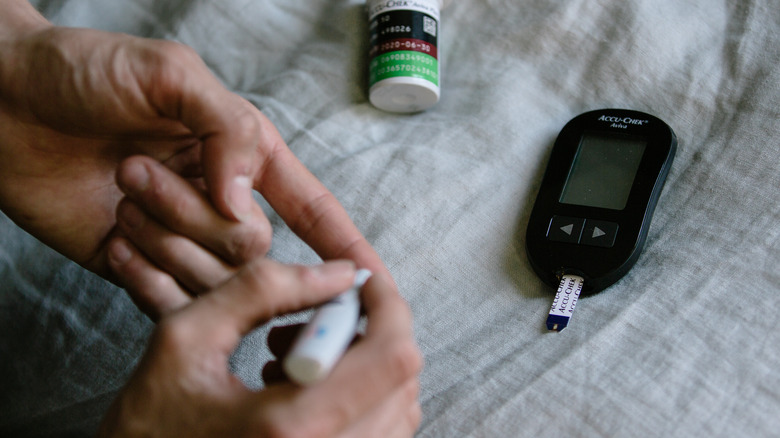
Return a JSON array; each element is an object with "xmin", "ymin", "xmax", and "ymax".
[{"xmin": 546, "ymin": 315, "xmax": 570, "ymax": 332}]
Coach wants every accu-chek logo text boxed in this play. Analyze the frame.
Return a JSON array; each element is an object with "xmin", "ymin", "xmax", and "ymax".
[{"xmin": 598, "ymin": 115, "xmax": 649, "ymax": 126}]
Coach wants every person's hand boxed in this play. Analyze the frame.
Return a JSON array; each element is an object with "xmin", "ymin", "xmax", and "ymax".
[
  {"xmin": 103, "ymin": 155, "xmax": 423, "ymax": 436},
  {"xmin": 108, "ymin": 154, "xmax": 389, "ymax": 318},
  {"xmin": 0, "ymin": 5, "xmax": 376, "ymax": 281},
  {"xmin": 100, "ymin": 255, "xmax": 423, "ymax": 437}
]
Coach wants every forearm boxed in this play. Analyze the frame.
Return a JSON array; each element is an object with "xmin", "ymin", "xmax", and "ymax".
[{"xmin": 0, "ymin": 1, "xmax": 50, "ymax": 39}]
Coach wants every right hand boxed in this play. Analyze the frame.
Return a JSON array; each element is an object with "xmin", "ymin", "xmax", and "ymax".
[
  {"xmin": 104, "ymin": 155, "xmax": 423, "ymax": 437},
  {"xmin": 98, "ymin": 257, "xmax": 423, "ymax": 438}
]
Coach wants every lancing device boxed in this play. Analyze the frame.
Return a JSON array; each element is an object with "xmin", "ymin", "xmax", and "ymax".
[{"xmin": 283, "ymin": 269, "xmax": 373, "ymax": 385}]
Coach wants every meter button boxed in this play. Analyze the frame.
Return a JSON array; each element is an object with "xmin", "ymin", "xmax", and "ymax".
[
  {"xmin": 581, "ymin": 220, "xmax": 618, "ymax": 248},
  {"xmin": 547, "ymin": 216, "xmax": 585, "ymax": 244}
]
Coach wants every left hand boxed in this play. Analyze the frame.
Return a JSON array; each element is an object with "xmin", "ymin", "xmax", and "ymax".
[
  {"xmin": 109, "ymin": 154, "xmax": 390, "ymax": 319},
  {"xmin": 0, "ymin": 23, "xmax": 271, "ymax": 278},
  {"xmin": 0, "ymin": 21, "xmax": 377, "ymax": 281}
]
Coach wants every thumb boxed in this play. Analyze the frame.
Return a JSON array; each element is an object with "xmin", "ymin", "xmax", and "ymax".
[
  {"xmin": 140, "ymin": 40, "xmax": 264, "ymax": 221},
  {"xmin": 183, "ymin": 91, "xmax": 266, "ymax": 223},
  {"xmin": 180, "ymin": 259, "xmax": 357, "ymax": 353},
  {"xmin": 198, "ymin": 98, "xmax": 276, "ymax": 223}
]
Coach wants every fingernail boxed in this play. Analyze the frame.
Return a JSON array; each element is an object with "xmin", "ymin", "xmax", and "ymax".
[
  {"xmin": 118, "ymin": 201, "xmax": 145, "ymax": 230},
  {"xmin": 227, "ymin": 176, "xmax": 255, "ymax": 221},
  {"xmin": 108, "ymin": 240, "xmax": 133, "ymax": 266},
  {"xmin": 121, "ymin": 161, "xmax": 150, "ymax": 193}
]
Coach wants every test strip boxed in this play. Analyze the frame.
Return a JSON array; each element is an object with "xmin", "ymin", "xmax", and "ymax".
[{"xmin": 546, "ymin": 274, "xmax": 584, "ymax": 332}]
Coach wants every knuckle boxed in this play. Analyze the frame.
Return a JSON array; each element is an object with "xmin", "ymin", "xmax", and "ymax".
[
  {"xmin": 141, "ymin": 166, "xmax": 171, "ymax": 200},
  {"xmin": 144, "ymin": 270, "xmax": 178, "ymax": 294},
  {"xmin": 240, "ymin": 259, "xmax": 289, "ymax": 298},
  {"xmin": 289, "ymin": 192, "xmax": 337, "ymax": 244},
  {"xmin": 295, "ymin": 263, "xmax": 322, "ymax": 286},
  {"xmin": 228, "ymin": 103, "xmax": 262, "ymax": 146},
  {"xmin": 127, "ymin": 272, "xmax": 178, "ymax": 310},
  {"xmin": 384, "ymin": 338, "xmax": 424, "ymax": 383},
  {"xmin": 139, "ymin": 169, "xmax": 196, "ymax": 228},
  {"xmin": 166, "ymin": 194, "xmax": 196, "ymax": 229},
  {"xmin": 224, "ymin": 218, "xmax": 272, "ymax": 263},
  {"xmin": 238, "ymin": 259, "xmax": 269, "ymax": 289},
  {"xmin": 142, "ymin": 41, "xmax": 205, "ymax": 105},
  {"xmin": 153, "ymin": 316, "xmax": 191, "ymax": 351},
  {"xmin": 153, "ymin": 40, "xmax": 201, "ymax": 66}
]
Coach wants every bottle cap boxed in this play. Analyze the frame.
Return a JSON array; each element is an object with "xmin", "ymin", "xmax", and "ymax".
[{"xmin": 369, "ymin": 76, "xmax": 440, "ymax": 113}]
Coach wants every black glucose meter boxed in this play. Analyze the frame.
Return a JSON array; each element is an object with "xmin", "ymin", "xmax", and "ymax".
[{"xmin": 525, "ymin": 109, "xmax": 676, "ymax": 306}]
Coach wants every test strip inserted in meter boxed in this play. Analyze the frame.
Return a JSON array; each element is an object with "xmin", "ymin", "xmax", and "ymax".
[
  {"xmin": 525, "ymin": 109, "xmax": 677, "ymax": 331},
  {"xmin": 546, "ymin": 275, "xmax": 584, "ymax": 332}
]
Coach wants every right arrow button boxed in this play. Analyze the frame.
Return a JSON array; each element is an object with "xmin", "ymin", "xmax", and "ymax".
[{"xmin": 581, "ymin": 220, "xmax": 619, "ymax": 248}]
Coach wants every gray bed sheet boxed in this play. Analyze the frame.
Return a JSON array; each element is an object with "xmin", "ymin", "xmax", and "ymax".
[{"xmin": 2, "ymin": 0, "xmax": 779, "ymax": 436}]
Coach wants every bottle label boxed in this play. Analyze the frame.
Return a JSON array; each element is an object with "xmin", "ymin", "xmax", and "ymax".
[{"xmin": 369, "ymin": 6, "xmax": 440, "ymax": 87}]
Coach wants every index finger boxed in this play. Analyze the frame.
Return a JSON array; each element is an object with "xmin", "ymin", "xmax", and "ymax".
[
  {"xmin": 144, "ymin": 43, "xmax": 382, "ymax": 272},
  {"xmin": 178, "ymin": 258, "xmax": 357, "ymax": 355},
  {"xmin": 256, "ymin": 140, "xmax": 388, "ymax": 276}
]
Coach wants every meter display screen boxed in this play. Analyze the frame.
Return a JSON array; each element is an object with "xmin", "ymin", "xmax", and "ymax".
[{"xmin": 559, "ymin": 132, "xmax": 647, "ymax": 210}]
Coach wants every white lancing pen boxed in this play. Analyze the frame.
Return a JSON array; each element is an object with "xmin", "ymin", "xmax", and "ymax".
[{"xmin": 283, "ymin": 269, "xmax": 373, "ymax": 386}]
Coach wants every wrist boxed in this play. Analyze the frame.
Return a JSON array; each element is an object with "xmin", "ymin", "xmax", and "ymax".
[{"xmin": 0, "ymin": 2, "xmax": 52, "ymax": 110}]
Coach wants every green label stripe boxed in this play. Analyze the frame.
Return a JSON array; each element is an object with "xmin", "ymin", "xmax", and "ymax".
[{"xmin": 369, "ymin": 51, "xmax": 439, "ymax": 86}]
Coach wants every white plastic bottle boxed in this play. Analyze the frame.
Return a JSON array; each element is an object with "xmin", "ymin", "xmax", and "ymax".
[{"xmin": 367, "ymin": 0, "xmax": 445, "ymax": 113}]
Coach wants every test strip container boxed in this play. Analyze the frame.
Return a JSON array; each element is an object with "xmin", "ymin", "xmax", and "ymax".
[{"xmin": 367, "ymin": 0, "xmax": 444, "ymax": 113}]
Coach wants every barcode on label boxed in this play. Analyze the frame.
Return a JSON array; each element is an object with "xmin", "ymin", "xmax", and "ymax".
[{"xmin": 423, "ymin": 16, "xmax": 437, "ymax": 36}]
